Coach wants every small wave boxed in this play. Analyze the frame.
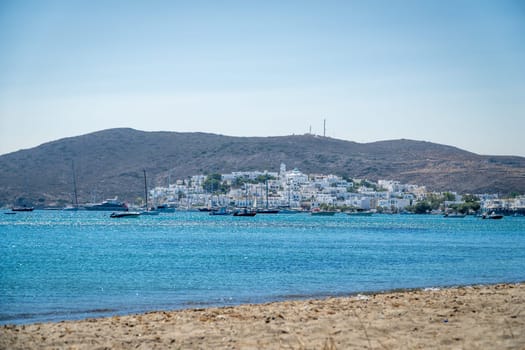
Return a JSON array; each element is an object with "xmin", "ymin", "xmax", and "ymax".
[
  {"xmin": 0, "ymin": 308, "xmax": 119, "ymax": 325},
  {"xmin": 181, "ymin": 300, "xmax": 218, "ymax": 307}
]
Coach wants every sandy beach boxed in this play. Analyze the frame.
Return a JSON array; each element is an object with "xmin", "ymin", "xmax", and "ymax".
[{"xmin": 1, "ymin": 283, "xmax": 524, "ymax": 349}]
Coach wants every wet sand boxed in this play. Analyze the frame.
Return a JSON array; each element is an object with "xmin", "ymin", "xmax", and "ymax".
[{"xmin": 1, "ymin": 283, "xmax": 524, "ymax": 349}]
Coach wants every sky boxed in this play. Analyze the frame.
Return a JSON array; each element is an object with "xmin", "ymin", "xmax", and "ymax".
[{"xmin": 1, "ymin": 0, "xmax": 524, "ymax": 156}]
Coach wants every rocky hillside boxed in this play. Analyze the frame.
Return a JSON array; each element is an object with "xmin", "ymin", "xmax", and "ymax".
[{"xmin": 1, "ymin": 128, "xmax": 524, "ymax": 207}]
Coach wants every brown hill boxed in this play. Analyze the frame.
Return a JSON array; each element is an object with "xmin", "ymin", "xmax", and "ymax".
[{"xmin": 0, "ymin": 128, "xmax": 524, "ymax": 207}]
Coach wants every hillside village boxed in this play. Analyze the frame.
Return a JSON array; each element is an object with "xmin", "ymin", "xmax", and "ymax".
[
  {"xmin": 2, "ymin": 129, "xmax": 525, "ymax": 208},
  {"xmin": 151, "ymin": 163, "xmax": 525, "ymax": 215}
]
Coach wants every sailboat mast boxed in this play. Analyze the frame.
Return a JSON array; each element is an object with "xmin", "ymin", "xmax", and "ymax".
[
  {"xmin": 71, "ymin": 161, "xmax": 79, "ymax": 208},
  {"xmin": 265, "ymin": 175, "xmax": 269, "ymax": 209},
  {"xmin": 143, "ymin": 169, "xmax": 148, "ymax": 209}
]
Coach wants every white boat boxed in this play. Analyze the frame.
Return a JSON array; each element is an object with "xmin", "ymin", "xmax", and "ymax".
[
  {"xmin": 482, "ymin": 211, "xmax": 503, "ymax": 220},
  {"xmin": 63, "ymin": 206, "xmax": 80, "ymax": 211},
  {"xmin": 443, "ymin": 213, "xmax": 466, "ymax": 218}
]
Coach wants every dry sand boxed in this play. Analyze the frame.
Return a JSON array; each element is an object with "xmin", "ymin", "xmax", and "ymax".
[{"xmin": 1, "ymin": 283, "xmax": 524, "ymax": 349}]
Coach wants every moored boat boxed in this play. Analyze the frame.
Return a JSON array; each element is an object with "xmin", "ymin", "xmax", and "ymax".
[
  {"xmin": 255, "ymin": 176, "xmax": 280, "ymax": 214},
  {"xmin": 444, "ymin": 213, "xmax": 466, "ymax": 218},
  {"xmin": 110, "ymin": 211, "xmax": 140, "ymax": 218},
  {"xmin": 12, "ymin": 206, "xmax": 34, "ymax": 212},
  {"xmin": 198, "ymin": 207, "xmax": 215, "ymax": 212},
  {"xmin": 140, "ymin": 209, "xmax": 160, "ymax": 216},
  {"xmin": 233, "ymin": 208, "xmax": 257, "ymax": 217},
  {"xmin": 63, "ymin": 206, "xmax": 81, "ymax": 211},
  {"xmin": 140, "ymin": 170, "xmax": 159, "ymax": 215},
  {"xmin": 256, "ymin": 208, "xmax": 280, "ymax": 214},
  {"xmin": 482, "ymin": 212, "xmax": 504, "ymax": 220},
  {"xmin": 210, "ymin": 207, "xmax": 232, "ymax": 216},
  {"xmin": 347, "ymin": 210, "xmax": 374, "ymax": 216},
  {"xmin": 155, "ymin": 203, "xmax": 176, "ymax": 213},
  {"xmin": 311, "ymin": 208, "xmax": 336, "ymax": 216},
  {"xmin": 277, "ymin": 208, "xmax": 303, "ymax": 214},
  {"xmin": 85, "ymin": 198, "xmax": 128, "ymax": 211}
]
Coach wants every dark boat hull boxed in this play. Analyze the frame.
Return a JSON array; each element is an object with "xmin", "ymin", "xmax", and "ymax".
[
  {"xmin": 233, "ymin": 209, "xmax": 257, "ymax": 217},
  {"xmin": 110, "ymin": 212, "xmax": 140, "ymax": 218},
  {"xmin": 12, "ymin": 207, "xmax": 34, "ymax": 212},
  {"xmin": 85, "ymin": 206, "xmax": 128, "ymax": 211},
  {"xmin": 311, "ymin": 211, "xmax": 336, "ymax": 216},
  {"xmin": 256, "ymin": 209, "xmax": 280, "ymax": 214}
]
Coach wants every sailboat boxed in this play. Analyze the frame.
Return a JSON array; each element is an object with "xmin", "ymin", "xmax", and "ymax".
[
  {"xmin": 278, "ymin": 187, "xmax": 303, "ymax": 214},
  {"xmin": 63, "ymin": 161, "xmax": 80, "ymax": 211},
  {"xmin": 141, "ymin": 169, "xmax": 159, "ymax": 215},
  {"xmin": 233, "ymin": 183, "xmax": 256, "ymax": 216},
  {"xmin": 256, "ymin": 176, "xmax": 279, "ymax": 214}
]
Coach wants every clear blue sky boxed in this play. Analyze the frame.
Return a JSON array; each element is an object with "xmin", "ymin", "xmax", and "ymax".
[{"xmin": 1, "ymin": 0, "xmax": 524, "ymax": 156}]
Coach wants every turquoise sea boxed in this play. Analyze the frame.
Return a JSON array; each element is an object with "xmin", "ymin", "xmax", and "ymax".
[{"xmin": 1, "ymin": 211, "xmax": 524, "ymax": 325}]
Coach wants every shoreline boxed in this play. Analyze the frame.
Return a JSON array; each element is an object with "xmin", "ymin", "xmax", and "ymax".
[
  {"xmin": 4, "ymin": 280, "xmax": 523, "ymax": 326},
  {"xmin": 2, "ymin": 282, "xmax": 524, "ymax": 349}
]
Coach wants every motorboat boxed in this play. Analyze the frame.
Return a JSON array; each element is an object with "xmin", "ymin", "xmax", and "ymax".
[
  {"xmin": 482, "ymin": 212, "xmax": 504, "ymax": 220},
  {"xmin": 85, "ymin": 198, "xmax": 128, "ymax": 211}
]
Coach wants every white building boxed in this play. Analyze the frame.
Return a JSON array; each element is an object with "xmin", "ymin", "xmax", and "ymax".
[{"xmin": 378, "ymin": 198, "xmax": 411, "ymax": 210}]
